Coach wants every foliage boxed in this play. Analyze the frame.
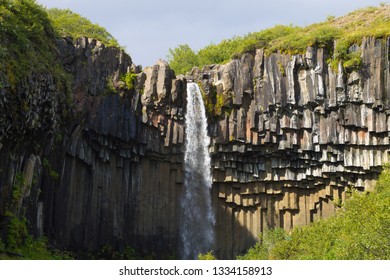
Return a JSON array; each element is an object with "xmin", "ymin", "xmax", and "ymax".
[
  {"xmin": 0, "ymin": 212, "xmax": 73, "ymax": 259},
  {"xmin": 167, "ymin": 44, "xmax": 199, "ymax": 74},
  {"xmin": 47, "ymin": 8, "xmax": 120, "ymax": 48},
  {"xmin": 5, "ymin": 212, "xmax": 28, "ymax": 249},
  {"xmin": 198, "ymin": 251, "xmax": 217, "ymax": 260},
  {"xmin": 11, "ymin": 172, "xmax": 25, "ymax": 208},
  {"xmin": 95, "ymin": 245, "xmax": 138, "ymax": 260},
  {"xmin": 0, "ymin": 0, "xmax": 64, "ymax": 89},
  {"xmin": 167, "ymin": 5, "xmax": 390, "ymax": 74},
  {"xmin": 120, "ymin": 71, "xmax": 137, "ymax": 91},
  {"xmin": 238, "ymin": 166, "xmax": 390, "ymax": 260},
  {"xmin": 199, "ymin": 83, "xmax": 224, "ymax": 117},
  {"xmin": 237, "ymin": 228, "xmax": 287, "ymax": 260},
  {"xmin": 43, "ymin": 157, "xmax": 59, "ymax": 180}
]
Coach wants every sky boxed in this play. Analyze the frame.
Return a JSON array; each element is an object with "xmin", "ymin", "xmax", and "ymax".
[{"xmin": 35, "ymin": 0, "xmax": 386, "ymax": 67}]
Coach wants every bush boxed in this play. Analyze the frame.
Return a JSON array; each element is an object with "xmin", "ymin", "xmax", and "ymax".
[
  {"xmin": 167, "ymin": 5, "xmax": 390, "ymax": 75},
  {"xmin": 0, "ymin": 0, "xmax": 59, "ymax": 87},
  {"xmin": 47, "ymin": 8, "xmax": 120, "ymax": 48},
  {"xmin": 237, "ymin": 228, "xmax": 287, "ymax": 260},
  {"xmin": 1, "ymin": 211, "xmax": 73, "ymax": 259},
  {"xmin": 198, "ymin": 251, "xmax": 217, "ymax": 260},
  {"xmin": 167, "ymin": 44, "xmax": 199, "ymax": 75}
]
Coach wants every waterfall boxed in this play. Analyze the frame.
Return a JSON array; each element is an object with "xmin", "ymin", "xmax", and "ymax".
[{"xmin": 180, "ymin": 82, "xmax": 215, "ymax": 259}]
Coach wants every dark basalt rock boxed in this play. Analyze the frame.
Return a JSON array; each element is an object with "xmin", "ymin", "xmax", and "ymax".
[{"xmin": 0, "ymin": 36, "xmax": 389, "ymax": 259}]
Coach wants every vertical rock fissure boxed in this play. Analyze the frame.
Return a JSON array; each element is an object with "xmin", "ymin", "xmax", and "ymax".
[{"xmin": 180, "ymin": 82, "xmax": 215, "ymax": 259}]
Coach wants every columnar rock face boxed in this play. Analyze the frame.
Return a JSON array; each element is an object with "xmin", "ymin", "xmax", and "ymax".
[
  {"xmin": 193, "ymin": 36, "xmax": 390, "ymax": 258},
  {"xmin": 1, "ymin": 36, "xmax": 389, "ymax": 259},
  {"xmin": 0, "ymin": 62, "xmax": 68, "ymax": 240},
  {"xmin": 43, "ymin": 39, "xmax": 187, "ymax": 256}
]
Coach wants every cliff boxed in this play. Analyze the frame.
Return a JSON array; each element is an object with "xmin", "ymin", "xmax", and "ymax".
[
  {"xmin": 1, "ymin": 29, "xmax": 389, "ymax": 258},
  {"xmin": 196, "ymin": 36, "xmax": 390, "ymax": 257}
]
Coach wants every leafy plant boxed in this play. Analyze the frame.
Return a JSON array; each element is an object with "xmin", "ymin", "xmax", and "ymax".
[
  {"xmin": 167, "ymin": 44, "xmax": 199, "ymax": 74},
  {"xmin": 120, "ymin": 71, "xmax": 137, "ymax": 91},
  {"xmin": 198, "ymin": 251, "xmax": 217, "ymax": 260}
]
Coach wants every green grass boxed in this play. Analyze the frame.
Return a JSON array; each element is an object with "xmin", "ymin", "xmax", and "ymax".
[
  {"xmin": 0, "ymin": 0, "xmax": 62, "ymax": 89},
  {"xmin": 47, "ymin": 8, "xmax": 120, "ymax": 48},
  {"xmin": 0, "ymin": 0, "xmax": 121, "ymax": 91},
  {"xmin": 168, "ymin": 4, "xmax": 390, "ymax": 74},
  {"xmin": 238, "ymin": 165, "xmax": 390, "ymax": 260}
]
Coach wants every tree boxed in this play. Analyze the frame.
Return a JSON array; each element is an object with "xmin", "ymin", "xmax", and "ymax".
[{"xmin": 167, "ymin": 44, "xmax": 199, "ymax": 75}]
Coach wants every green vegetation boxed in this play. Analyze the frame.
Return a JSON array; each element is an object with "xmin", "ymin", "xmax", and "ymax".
[
  {"xmin": 0, "ymin": 170, "xmax": 70, "ymax": 259},
  {"xmin": 10, "ymin": 172, "xmax": 25, "ymax": 210},
  {"xmin": 198, "ymin": 251, "xmax": 217, "ymax": 260},
  {"xmin": 168, "ymin": 5, "xmax": 390, "ymax": 74},
  {"xmin": 238, "ymin": 166, "xmax": 390, "ymax": 260},
  {"xmin": 47, "ymin": 8, "xmax": 120, "ymax": 48},
  {"xmin": 0, "ymin": 0, "xmax": 64, "ymax": 90},
  {"xmin": 42, "ymin": 157, "xmax": 59, "ymax": 180},
  {"xmin": 0, "ymin": 0, "xmax": 121, "ymax": 92},
  {"xmin": 94, "ymin": 245, "xmax": 138, "ymax": 260},
  {"xmin": 0, "ymin": 212, "xmax": 73, "ymax": 259},
  {"xmin": 120, "ymin": 71, "xmax": 138, "ymax": 91},
  {"xmin": 198, "ymin": 83, "xmax": 224, "ymax": 117}
]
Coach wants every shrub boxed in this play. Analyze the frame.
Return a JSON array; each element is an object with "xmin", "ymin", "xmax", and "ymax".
[
  {"xmin": 0, "ymin": 0, "xmax": 59, "ymax": 87},
  {"xmin": 121, "ymin": 71, "xmax": 137, "ymax": 91},
  {"xmin": 47, "ymin": 8, "xmax": 120, "ymax": 48},
  {"xmin": 167, "ymin": 44, "xmax": 199, "ymax": 75},
  {"xmin": 198, "ymin": 251, "xmax": 217, "ymax": 260},
  {"xmin": 167, "ymin": 5, "xmax": 390, "ymax": 75}
]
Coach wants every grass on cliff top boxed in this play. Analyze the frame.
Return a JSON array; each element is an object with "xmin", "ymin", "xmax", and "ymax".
[
  {"xmin": 237, "ymin": 165, "xmax": 390, "ymax": 260},
  {"xmin": 168, "ymin": 4, "xmax": 390, "ymax": 74},
  {"xmin": 0, "ymin": 0, "xmax": 121, "ymax": 89},
  {"xmin": 47, "ymin": 8, "xmax": 120, "ymax": 48},
  {"xmin": 0, "ymin": 0, "xmax": 61, "ymax": 89}
]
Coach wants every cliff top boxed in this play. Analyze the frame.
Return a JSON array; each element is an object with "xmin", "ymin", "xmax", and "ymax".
[
  {"xmin": 167, "ymin": 4, "xmax": 390, "ymax": 74},
  {"xmin": 47, "ymin": 8, "xmax": 120, "ymax": 48},
  {"xmin": 0, "ymin": 0, "xmax": 120, "ymax": 90}
]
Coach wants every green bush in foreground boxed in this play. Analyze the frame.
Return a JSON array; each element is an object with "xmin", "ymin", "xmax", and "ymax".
[
  {"xmin": 198, "ymin": 251, "xmax": 217, "ymax": 260},
  {"xmin": 238, "ymin": 166, "xmax": 390, "ymax": 260},
  {"xmin": 0, "ymin": 212, "xmax": 73, "ymax": 260}
]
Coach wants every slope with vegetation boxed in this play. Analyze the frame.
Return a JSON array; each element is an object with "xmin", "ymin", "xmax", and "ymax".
[
  {"xmin": 0, "ymin": 0, "xmax": 64, "ymax": 89},
  {"xmin": 47, "ymin": 8, "xmax": 120, "ymax": 48},
  {"xmin": 0, "ymin": 0, "xmax": 120, "ymax": 89},
  {"xmin": 167, "ymin": 4, "xmax": 390, "ymax": 74},
  {"xmin": 238, "ymin": 165, "xmax": 390, "ymax": 260},
  {"xmin": 0, "ymin": 0, "xmax": 121, "ymax": 260}
]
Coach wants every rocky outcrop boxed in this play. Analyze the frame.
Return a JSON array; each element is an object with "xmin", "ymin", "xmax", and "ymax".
[
  {"xmin": 0, "ymin": 67, "xmax": 67, "ymax": 225},
  {"xmin": 42, "ymin": 39, "xmax": 186, "ymax": 257},
  {"xmin": 1, "ymin": 35, "xmax": 389, "ymax": 259},
  {"xmin": 193, "ymin": 36, "xmax": 390, "ymax": 258}
]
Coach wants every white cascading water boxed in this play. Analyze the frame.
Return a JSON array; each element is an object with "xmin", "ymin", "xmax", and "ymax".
[{"xmin": 180, "ymin": 82, "xmax": 215, "ymax": 259}]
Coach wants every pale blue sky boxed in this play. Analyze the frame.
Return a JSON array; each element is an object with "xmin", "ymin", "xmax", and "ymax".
[{"xmin": 36, "ymin": 0, "xmax": 387, "ymax": 67}]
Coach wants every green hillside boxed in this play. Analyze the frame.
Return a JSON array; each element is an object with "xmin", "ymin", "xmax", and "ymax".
[
  {"xmin": 47, "ymin": 8, "xmax": 120, "ymax": 48},
  {"xmin": 168, "ymin": 4, "xmax": 390, "ymax": 74},
  {"xmin": 0, "ymin": 0, "xmax": 120, "ymax": 89}
]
